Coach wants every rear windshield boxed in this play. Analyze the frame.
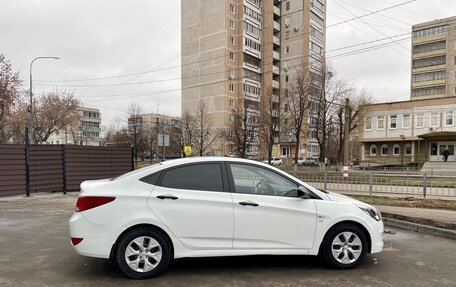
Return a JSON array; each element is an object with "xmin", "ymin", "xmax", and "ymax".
[{"xmin": 113, "ymin": 163, "xmax": 162, "ymax": 181}]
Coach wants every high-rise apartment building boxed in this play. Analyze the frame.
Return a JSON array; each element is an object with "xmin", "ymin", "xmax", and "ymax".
[
  {"xmin": 411, "ymin": 16, "xmax": 456, "ymax": 100},
  {"xmin": 181, "ymin": 0, "xmax": 326, "ymax": 159}
]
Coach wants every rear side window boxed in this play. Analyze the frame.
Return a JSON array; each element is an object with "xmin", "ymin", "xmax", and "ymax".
[
  {"xmin": 140, "ymin": 171, "xmax": 162, "ymax": 185},
  {"xmin": 158, "ymin": 163, "xmax": 224, "ymax": 192}
]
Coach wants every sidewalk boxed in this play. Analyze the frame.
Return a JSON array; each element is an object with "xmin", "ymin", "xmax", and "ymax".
[{"xmin": 376, "ymin": 205, "xmax": 456, "ymax": 239}]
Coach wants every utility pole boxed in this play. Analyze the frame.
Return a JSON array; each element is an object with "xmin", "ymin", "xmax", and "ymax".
[{"xmin": 343, "ymin": 98, "xmax": 350, "ymax": 167}]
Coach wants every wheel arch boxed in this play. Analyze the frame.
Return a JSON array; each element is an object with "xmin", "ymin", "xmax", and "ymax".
[
  {"xmin": 109, "ymin": 223, "xmax": 175, "ymax": 260},
  {"xmin": 319, "ymin": 220, "xmax": 372, "ymax": 254}
]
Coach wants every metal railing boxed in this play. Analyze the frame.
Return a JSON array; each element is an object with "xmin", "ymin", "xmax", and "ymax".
[{"xmin": 282, "ymin": 168, "xmax": 456, "ymax": 199}]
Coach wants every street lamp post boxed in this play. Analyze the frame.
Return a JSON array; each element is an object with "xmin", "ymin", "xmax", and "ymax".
[
  {"xmin": 400, "ymin": 134, "xmax": 406, "ymax": 166},
  {"xmin": 29, "ymin": 56, "xmax": 59, "ymax": 144}
]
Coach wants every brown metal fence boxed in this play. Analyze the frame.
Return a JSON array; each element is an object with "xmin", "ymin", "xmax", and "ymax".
[{"xmin": 0, "ymin": 144, "xmax": 133, "ymax": 197}]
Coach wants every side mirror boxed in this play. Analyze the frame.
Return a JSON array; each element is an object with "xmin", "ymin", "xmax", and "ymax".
[{"xmin": 297, "ymin": 186, "xmax": 311, "ymax": 198}]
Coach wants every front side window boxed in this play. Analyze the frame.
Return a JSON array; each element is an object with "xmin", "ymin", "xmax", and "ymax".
[
  {"xmin": 159, "ymin": 164, "xmax": 224, "ymax": 192},
  {"xmin": 230, "ymin": 164, "xmax": 298, "ymax": 196}
]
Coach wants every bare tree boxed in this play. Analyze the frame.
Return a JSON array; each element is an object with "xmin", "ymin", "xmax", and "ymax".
[
  {"xmin": 0, "ymin": 54, "xmax": 22, "ymax": 143},
  {"xmin": 103, "ymin": 117, "xmax": 130, "ymax": 146},
  {"xmin": 33, "ymin": 91, "xmax": 80, "ymax": 143},
  {"xmin": 194, "ymin": 101, "xmax": 216, "ymax": 156},
  {"xmin": 221, "ymin": 104, "xmax": 259, "ymax": 158},
  {"xmin": 175, "ymin": 111, "xmax": 195, "ymax": 157},
  {"xmin": 284, "ymin": 68, "xmax": 312, "ymax": 165},
  {"xmin": 259, "ymin": 88, "xmax": 281, "ymax": 164},
  {"xmin": 127, "ymin": 103, "xmax": 144, "ymax": 161},
  {"xmin": 336, "ymin": 88, "xmax": 373, "ymax": 163},
  {"xmin": 310, "ymin": 65, "xmax": 349, "ymax": 163}
]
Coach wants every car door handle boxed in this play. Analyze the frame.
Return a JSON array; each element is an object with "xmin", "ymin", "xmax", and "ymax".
[
  {"xmin": 239, "ymin": 201, "xmax": 259, "ymax": 207},
  {"xmin": 156, "ymin": 194, "xmax": 178, "ymax": 200}
]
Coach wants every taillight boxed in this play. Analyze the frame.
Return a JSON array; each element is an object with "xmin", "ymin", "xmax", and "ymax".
[
  {"xmin": 75, "ymin": 196, "xmax": 116, "ymax": 212},
  {"xmin": 71, "ymin": 238, "xmax": 83, "ymax": 246}
]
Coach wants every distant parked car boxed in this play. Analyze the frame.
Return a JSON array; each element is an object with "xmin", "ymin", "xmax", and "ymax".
[
  {"xmin": 263, "ymin": 157, "xmax": 282, "ymax": 166},
  {"xmin": 298, "ymin": 157, "xmax": 319, "ymax": 166}
]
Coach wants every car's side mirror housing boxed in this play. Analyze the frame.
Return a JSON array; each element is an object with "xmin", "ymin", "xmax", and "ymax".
[{"xmin": 297, "ymin": 186, "xmax": 311, "ymax": 198}]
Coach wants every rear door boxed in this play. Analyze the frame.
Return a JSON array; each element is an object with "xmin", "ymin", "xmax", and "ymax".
[{"xmin": 147, "ymin": 162, "xmax": 233, "ymax": 250}]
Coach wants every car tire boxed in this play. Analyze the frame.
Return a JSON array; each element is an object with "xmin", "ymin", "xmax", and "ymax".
[
  {"xmin": 115, "ymin": 227, "xmax": 172, "ymax": 279},
  {"xmin": 320, "ymin": 224, "xmax": 368, "ymax": 269}
]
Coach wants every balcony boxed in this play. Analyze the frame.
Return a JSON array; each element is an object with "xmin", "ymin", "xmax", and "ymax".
[
  {"xmin": 272, "ymin": 95, "xmax": 280, "ymax": 103},
  {"xmin": 273, "ymin": 5, "xmax": 281, "ymax": 17},
  {"xmin": 273, "ymin": 65, "xmax": 280, "ymax": 76},
  {"xmin": 273, "ymin": 35, "xmax": 280, "ymax": 46},
  {"xmin": 273, "ymin": 50, "xmax": 280, "ymax": 61},
  {"xmin": 272, "ymin": 80, "xmax": 280, "ymax": 89},
  {"xmin": 273, "ymin": 21, "xmax": 281, "ymax": 32}
]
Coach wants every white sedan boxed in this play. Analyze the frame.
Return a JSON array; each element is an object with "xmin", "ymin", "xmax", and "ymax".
[{"xmin": 69, "ymin": 157, "xmax": 383, "ymax": 279}]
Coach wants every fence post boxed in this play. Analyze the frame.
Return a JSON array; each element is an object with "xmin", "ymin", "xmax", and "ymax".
[
  {"xmin": 323, "ymin": 167, "xmax": 327, "ymax": 190},
  {"xmin": 369, "ymin": 172, "xmax": 373, "ymax": 197},
  {"xmin": 423, "ymin": 173, "xmax": 427, "ymax": 199},
  {"xmin": 62, "ymin": 144, "xmax": 67, "ymax": 194},
  {"xmin": 131, "ymin": 147, "xmax": 135, "ymax": 170},
  {"xmin": 25, "ymin": 127, "xmax": 30, "ymax": 197}
]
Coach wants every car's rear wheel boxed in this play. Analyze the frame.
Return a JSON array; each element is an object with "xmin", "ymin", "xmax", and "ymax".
[
  {"xmin": 321, "ymin": 224, "xmax": 368, "ymax": 269},
  {"xmin": 115, "ymin": 228, "xmax": 172, "ymax": 279}
]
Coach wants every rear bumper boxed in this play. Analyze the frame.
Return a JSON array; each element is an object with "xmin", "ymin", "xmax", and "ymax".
[{"xmin": 69, "ymin": 212, "xmax": 119, "ymax": 259}]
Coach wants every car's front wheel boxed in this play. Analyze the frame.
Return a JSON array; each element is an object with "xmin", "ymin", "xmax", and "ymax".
[
  {"xmin": 320, "ymin": 224, "xmax": 368, "ymax": 269},
  {"xmin": 115, "ymin": 228, "xmax": 172, "ymax": 279}
]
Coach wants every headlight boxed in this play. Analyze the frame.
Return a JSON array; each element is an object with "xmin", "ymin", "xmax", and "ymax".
[{"xmin": 356, "ymin": 205, "xmax": 382, "ymax": 221}]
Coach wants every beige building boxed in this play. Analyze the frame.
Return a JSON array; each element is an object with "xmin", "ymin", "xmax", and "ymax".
[
  {"xmin": 411, "ymin": 16, "xmax": 456, "ymax": 100},
  {"xmin": 48, "ymin": 107, "xmax": 102, "ymax": 146},
  {"xmin": 181, "ymin": 0, "xmax": 326, "ymax": 159}
]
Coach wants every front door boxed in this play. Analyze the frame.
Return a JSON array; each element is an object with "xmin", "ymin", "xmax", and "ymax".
[
  {"xmin": 228, "ymin": 163, "xmax": 317, "ymax": 250},
  {"xmin": 430, "ymin": 142, "xmax": 456, "ymax": 161}
]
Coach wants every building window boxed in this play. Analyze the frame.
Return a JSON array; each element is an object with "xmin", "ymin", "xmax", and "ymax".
[
  {"xmin": 377, "ymin": 116, "xmax": 385, "ymax": 130},
  {"xmin": 405, "ymin": 144, "xmax": 412, "ymax": 155},
  {"xmin": 412, "ymin": 25, "xmax": 447, "ymax": 38},
  {"xmin": 229, "ymin": 68, "xmax": 235, "ymax": 79},
  {"xmin": 285, "ymin": 46, "xmax": 289, "ymax": 54},
  {"xmin": 284, "ymin": 17, "xmax": 290, "ymax": 27},
  {"xmin": 430, "ymin": 112, "xmax": 439, "ymax": 127},
  {"xmin": 229, "ymin": 52, "xmax": 235, "ymax": 61},
  {"xmin": 389, "ymin": 115, "xmax": 397, "ymax": 129},
  {"xmin": 230, "ymin": 3, "xmax": 235, "ymax": 14},
  {"xmin": 416, "ymin": 113, "xmax": 424, "ymax": 127},
  {"xmin": 285, "ymin": 75, "xmax": 289, "ymax": 82},
  {"xmin": 365, "ymin": 116, "xmax": 372, "ymax": 130},
  {"xmin": 230, "ymin": 35, "xmax": 235, "ymax": 45},
  {"xmin": 229, "ymin": 99, "xmax": 235, "ymax": 108},
  {"xmin": 310, "ymin": 42, "xmax": 323, "ymax": 55},
  {"xmin": 243, "ymin": 21, "xmax": 261, "ymax": 37},
  {"xmin": 402, "ymin": 114, "xmax": 411, "ymax": 129},
  {"xmin": 285, "ymin": 1, "xmax": 290, "ymax": 10},
  {"xmin": 413, "ymin": 41, "xmax": 445, "ymax": 54},
  {"xmin": 393, "ymin": 144, "xmax": 400, "ymax": 156},
  {"xmin": 381, "ymin": 144, "xmax": 388, "ymax": 156},
  {"xmin": 411, "ymin": 71, "xmax": 446, "ymax": 83},
  {"xmin": 412, "ymin": 56, "xmax": 445, "ymax": 69},
  {"xmin": 445, "ymin": 111, "xmax": 454, "ymax": 126},
  {"xmin": 412, "ymin": 86, "xmax": 445, "ymax": 97},
  {"xmin": 230, "ymin": 19, "xmax": 235, "ymax": 29},
  {"xmin": 229, "ymin": 115, "xmax": 235, "ymax": 123},
  {"xmin": 310, "ymin": 11, "xmax": 324, "ymax": 27},
  {"xmin": 229, "ymin": 83, "xmax": 235, "ymax": 92},
  {"xmin": 370, "ymin": 144, "xmax": 377, "ymax": 156}
]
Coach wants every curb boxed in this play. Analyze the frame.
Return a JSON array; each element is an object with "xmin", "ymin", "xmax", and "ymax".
[{"xmin": 383, "ymin": 217, "xmax": 456, "ymax": 240}]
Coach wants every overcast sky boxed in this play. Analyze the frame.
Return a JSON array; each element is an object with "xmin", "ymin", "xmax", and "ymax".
[{"xmin": 1, "ymin": 0, "xmax": 456, "ymax": 127}]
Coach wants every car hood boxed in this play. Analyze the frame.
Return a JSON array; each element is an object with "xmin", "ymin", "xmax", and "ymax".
[{"xmin": 325, "ymin": 191, "xmax": 366, "ymax": 205}]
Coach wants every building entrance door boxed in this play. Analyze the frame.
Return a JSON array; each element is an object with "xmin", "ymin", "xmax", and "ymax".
[{"xmin": 430, "ymin": 142, "xmax": 456, "ymax": 162}]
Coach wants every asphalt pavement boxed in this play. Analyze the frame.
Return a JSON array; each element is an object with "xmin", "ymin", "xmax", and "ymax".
[{"xmin": 0, "ymin": 193, "xmax": 455, "ymax": 287}]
